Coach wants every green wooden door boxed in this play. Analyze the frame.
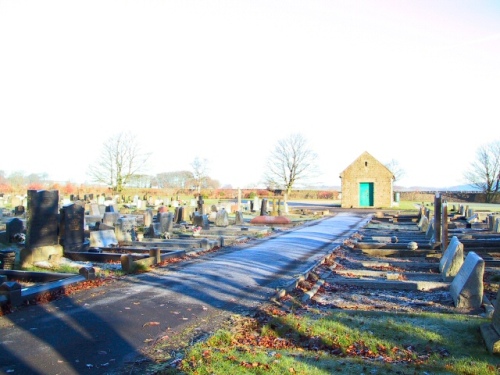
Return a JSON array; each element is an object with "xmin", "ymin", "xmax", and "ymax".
[{"xmin": 359, "ymin": 182, "xmax": 374, "ymax": 207}]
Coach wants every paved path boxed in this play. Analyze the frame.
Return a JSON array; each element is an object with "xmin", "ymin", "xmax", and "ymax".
[{"xmin": 0, "ymin": 212, "xmax": 371, "ymax": 375}]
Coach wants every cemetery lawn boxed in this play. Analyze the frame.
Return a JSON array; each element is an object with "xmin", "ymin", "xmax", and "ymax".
[{"xmin": 156, "ymin": 303, "xmax": 500, "ymax": 375}]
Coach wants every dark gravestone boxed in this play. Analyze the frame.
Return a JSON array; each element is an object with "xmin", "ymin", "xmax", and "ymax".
[
  {"xmin": 105, "ymin": 205, "xmax": 115, "ymax": 213},
  {"xmin": 26, "ymin": 190, "xmax": 59, "ymax": 248},
  {"xmin": 159, "ymin": 212, "xmax": 174, "ymax": 233},
  {"xmin": 14, "ymin": 205, "xmax": 25, "ymax": 216},
  {"xmin": 6, "ymin": 218, "xmax": 25, "ymax": 243},
  {"xmin": 197, "ymin": 196, "xmax": 205, "ymax": 215},
  {"xmin": 59, "ymin": 203, "xmax": 85, "ymax": 251},
  {"xmin": 260, "ymin": 199, "xmax": 268, "ymax": 216},
  {"xmin": 174, "ymin": 206, "xmax": 185, "ymax": 223}
]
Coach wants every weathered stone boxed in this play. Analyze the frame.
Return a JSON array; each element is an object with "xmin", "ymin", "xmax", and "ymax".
[
  {"xmin": 439, "ymin": 236, "xmax": 464, "ymax": 281},
  {"xmin": 449, "ymin": 251, "xmax": 484, "ymax": 309}
]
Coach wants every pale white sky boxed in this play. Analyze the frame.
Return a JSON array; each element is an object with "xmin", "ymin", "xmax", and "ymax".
[{"xmin": 1, "ymin": 0, "xmax": 499, "ymax": 189}]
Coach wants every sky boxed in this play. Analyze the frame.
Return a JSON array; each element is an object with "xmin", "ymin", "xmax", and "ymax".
[{"xmin": 1, "ymin": 0, "xmax": 499, "ymax": 189}]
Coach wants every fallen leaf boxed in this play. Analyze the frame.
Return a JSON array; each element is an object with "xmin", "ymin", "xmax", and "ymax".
[{"xmin": 142, "ymin": 321, "xmax": 160, "ymax": 327}]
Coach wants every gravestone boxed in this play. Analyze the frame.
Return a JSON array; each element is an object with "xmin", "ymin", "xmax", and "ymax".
[
  {"xmin": 159, "ymin": 212, "xmax": 174, "ymax": 233},
  {"xmin": 417, "ymin": 215, "xmax": 429, "ymax": 233},
  {"xmin": 215, "ymin": 208, "xmax": 229, "ymax": 227},
  {"xmin": 102, "ymin": 212, "xmax": 120, "ymax": 227},
  {"xmin": 21, "ymin": 190, "xmax": 62, "ymax": 266},
  {"xmin": 14, "ymin": 205, "xmax": 25, "ymax": 216},
  {"xmin": 197, "ymin": 195, "xmax": 205, "ymax": 215},
  {"xmin": 480, "ymin": 288, "xmax": 500, "ymax": 353},
  {"xmin": 144, "ymin": 209, "xmax": 153, "ymax": 227},
  {"xmin": 253, "ymin": 197, "xmax": 259, "ymax": 213},
  {"xmin": 59, "ymin": 203, "xmax": 85, "ymax": 251},
  {"xmin": 6, "ymin": 218, "xmax": 25, "ymax": 243},
  {"xmin": 439, "ymin": 236, "xmax": 464, "ymax": 281},
  {"xmin": 89, "ymin": 229, "xmax": 118, "ymax": 248},
  {"xmin": 115, "ymin": 217, "xmax": 135, "ymax": 242},
  {"xmin": 235, "ymin": 211, "xmax": 244, "ymax": 225},
  {"xmin": 260, "ymin": 199, "xmax": 268, "ymax": 216},
  {"xmin": 98, "ymin": 204, "xmax": 106, "ymax": 215},
  {"xmin": 494, "ymin": 217, "xmax": 500, "ymax": 233},
  {"xmin": 174, "ymin": 206, "xmax": 186, "ymax": 223},
  {"xmin": 449, "ymin": 251, "xmax": 484, "ymax": 309},
  {"xmin": 425, "ymin": 220, "xmax": 434, "ymax": 240},
  {"xmin": 192, "ymin": 213, "xmax": 210, "ymax": 229},
  {"xmin": 89, "ymin": 203, "xmax": 101, "ymax": 216},
  {"xmin": 26, "ymin": 190, "xmax": 59, "ymax": 248}
]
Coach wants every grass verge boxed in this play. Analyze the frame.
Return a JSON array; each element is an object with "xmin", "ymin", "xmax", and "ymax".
[{"xmin": 160, "ymin": 305, "xmax": 500, "ymax": 375}]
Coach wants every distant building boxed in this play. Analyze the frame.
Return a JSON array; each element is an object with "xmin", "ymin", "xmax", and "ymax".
[{"xmin": 339, "ymin": 151, "xmax": 395, "ymax": 208}]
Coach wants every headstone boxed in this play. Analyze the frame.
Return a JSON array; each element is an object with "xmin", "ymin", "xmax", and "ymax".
[
  {"xmin": 494, "ymin": 217, "xmax": 500, "ymax": 233},
  {"xmin": 89, "ymin": 203, "xmax": 101, "ymax": 216},
  {"xmin": 480, "ymin": 288, "xmax": 500, "ymax": 353},
  {"xmin": 115, "ymin": 217, "xmax": 135, "ymax": 242},
  {"xmin": 417, "ymin": 215, "xmax": 429, "ymax": 233},
  {"xmin": 252, "ymin": 197, "xmax": 259, "ymax": 213},
  {"xmin": 449, "ymin": 251, "xmax": 484, "ymax": 309},
  {"xmin": 59, "ymin": 203, "xmax": 85, "ymax": 251},
  {"xmin": 26, "ymin": 190, "xmax": 59, "ymax": 248},
  {"xmin": 98, "ymin": 204, "xmax": 106, "ymax": 215},
  {"xmin": 215, "ymin": 208, "xmax": 229, "ymax": 227},
  {"xmin": 439, "ymin": 236, "xmax": 464, "ymax": 281},
  {"xmin": 144, "ymin": 209, "xmax": 153, "ymax": 227},
  {"xmin": 174, "ymin": 206, "xmax": 186, "ymax": 223},
  {"xmin": 425, "ymin": 220, "xmax": 434, "ymax": 240},
  {"xmin": 102, "ymin": 212, "xmax": 120, "ymax": 227},
  {"xmin": 14, "ymin": 205, "xmax": 25, "ymax": 216},
  {"xmin": 159, "ymin": 212, "xmax": 174, "ymax": 233},
  {"xmin": 260, "ymin": 198, "xmax": 268, "ymax": 216},
  {"xmin": 105, "ymin": 205, "xmax": 115, "ymax": 213},
  {"xmin": 197, "ymin": 195, "xmax": 205, "ymax": 215},
  {"xmin": 235, "ymin": 211, "xmax": 244, "ymax": 225},
  {"xmin": 89, "ymin": 230, "xmax": 118, "ymax": 248},
  {"xmin": 6, "ymin": 218, "xmax": 25, "ymax": 243}
]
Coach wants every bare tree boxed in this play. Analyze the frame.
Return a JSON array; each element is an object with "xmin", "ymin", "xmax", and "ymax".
[
  {"xmin": 191, "ymin": 157, "xmax": 209, "ymax": 193},
  {"xmin": 87, "ymin": 132, "xmax": 151, "ymax": 193},
  {"xmin": 385, "ymin": 159, "xmax": 405, "ymax": 182},
  {"xmin": 464, "ymin": 141, "xmax": 500, "ymax": 203},
  {"xmin": 263, "ymin": 133, "xmax": 318, "ymax": 196}
]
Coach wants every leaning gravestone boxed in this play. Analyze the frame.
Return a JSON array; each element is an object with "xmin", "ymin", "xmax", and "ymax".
[
  {"xmin": 439, "ymin": 236, "xmax": 464, "ymax": 281},
  {"xmin": 480, "ymin": 288, "xmax": 500, "ymax": 353},
  {"xmin": 59, "ymin": 203, "xmax": 85, "ymax": 251},
  {"xmin": 21, "ymin": 190, "xmax": 62, "ymax": 266},
  {"xmin": 449, "ymin": 251, "xmax": 484, "ymax": 309}
]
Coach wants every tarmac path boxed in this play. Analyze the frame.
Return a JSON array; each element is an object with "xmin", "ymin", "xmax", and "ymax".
[{"xmin": 0, "ymin": 212, "xmax": 371, "ymax": 375}]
